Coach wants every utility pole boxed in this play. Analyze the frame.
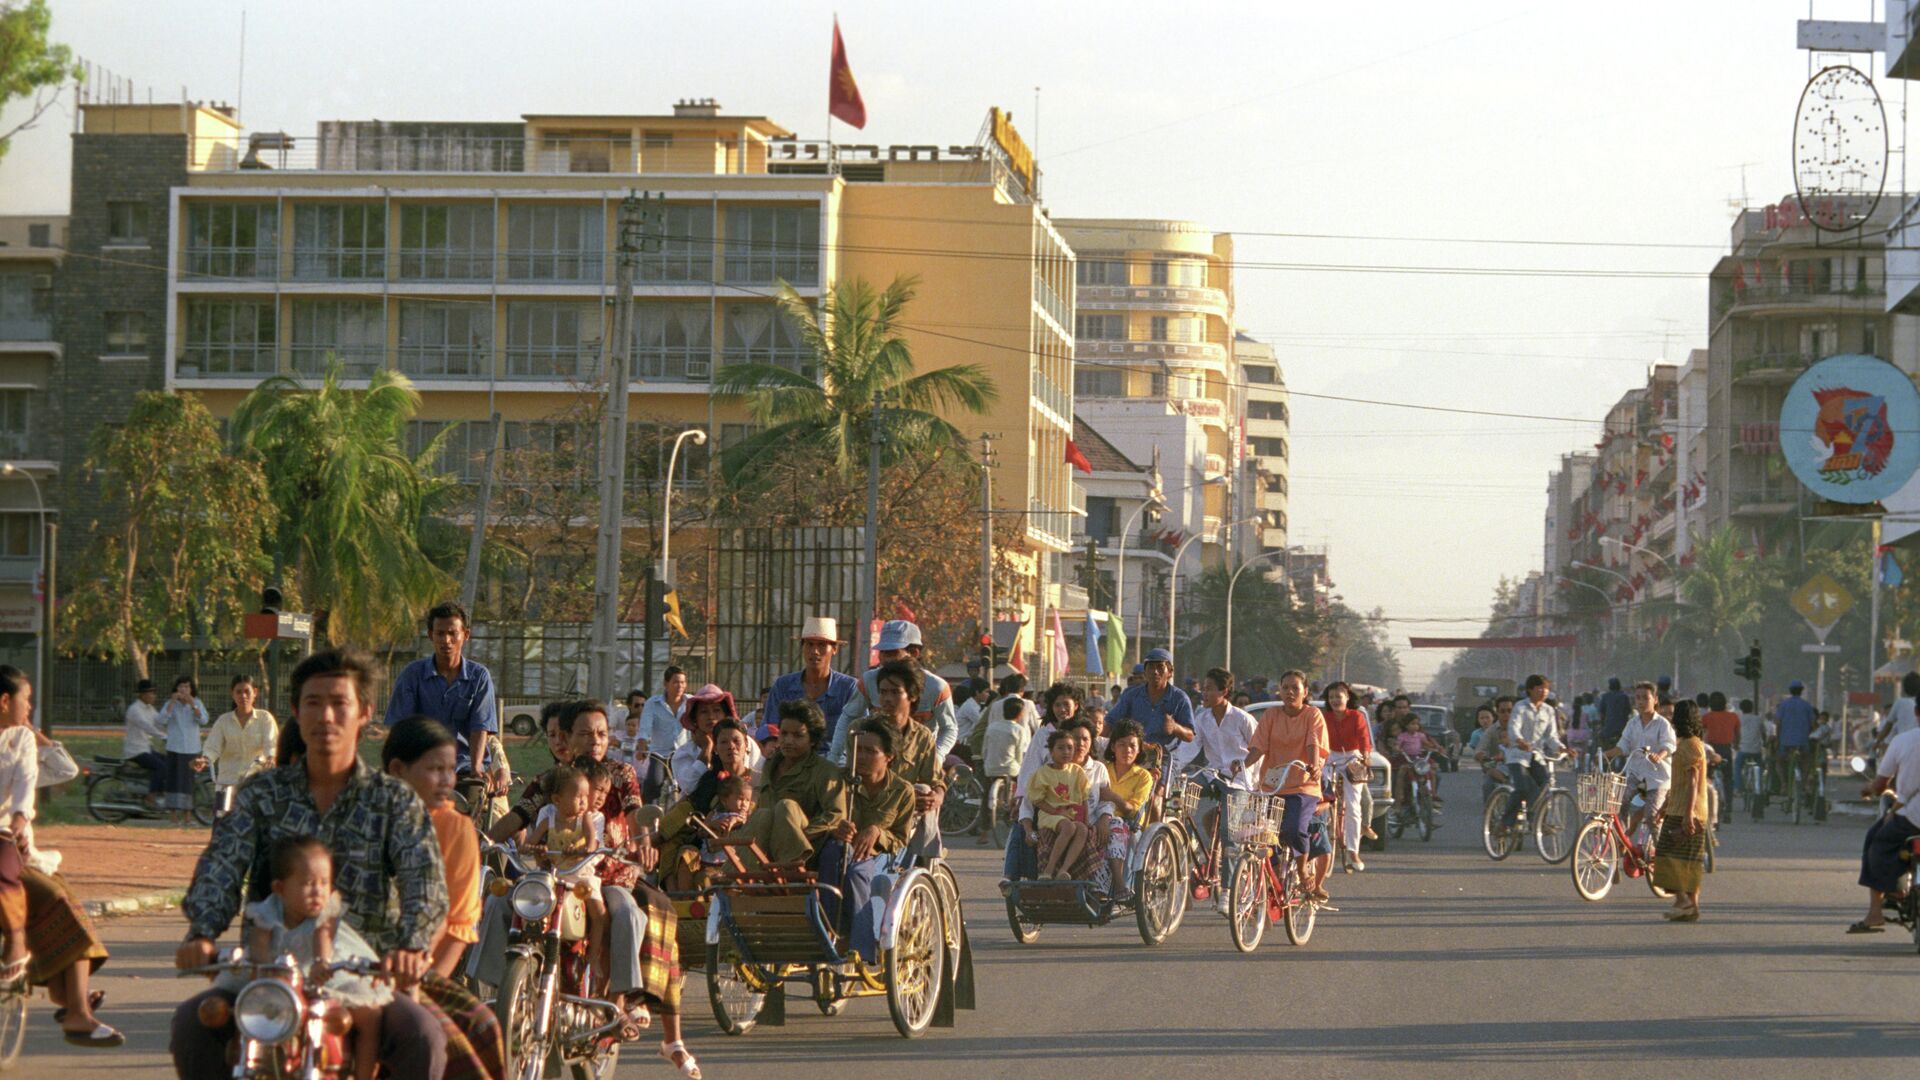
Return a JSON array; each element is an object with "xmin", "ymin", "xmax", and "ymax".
[
  {"xmin": 860, "ymin": 391, "xmax": 884, "ymax": 674},
  {"xmin": 589, "ymin": 192, "xmax": 660, "ymax": 700},
  {"xmin": 979, "ymin": 432, "xmax": 996, "ymax": 674},
  {"xmin": 458, "ymin": 413, "xmax": 500, "ymax": 613}
]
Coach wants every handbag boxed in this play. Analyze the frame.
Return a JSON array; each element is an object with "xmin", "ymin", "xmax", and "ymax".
[
  {"xmin": 36, "ymin": 740, "xmax": 79, "ymax": 788},
  {"xmin": 1344, "ymin": 756, "xmax": 1371, "ymax": 784}
]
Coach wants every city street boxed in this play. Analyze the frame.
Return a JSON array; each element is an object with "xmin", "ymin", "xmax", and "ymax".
[{"xmin": 19, "ymin": 768, "xmax": 1915, "ymax": 1079}]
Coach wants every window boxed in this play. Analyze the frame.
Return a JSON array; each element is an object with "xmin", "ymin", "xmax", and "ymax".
[
  {"xmin": 639, "ymin": 204, "xmax": 714, "ymax": 283},
  {"xmin": 1801, "ymin": 322, "xmax": 1836, "ymax": 358},
  {"xmin": 506, "ymin": 204, "xmax": 604, "ymax": 282},
  {"xmin": 0, "ymin": 514, "xmax": 35, "ymax": 559},
  {"xmin": 1150, "ymin": 316, "xmax": 1168, "ymax": 342},
  {"xmin": 1074, "ymin": 314, "xmax": 1123, "ymax": 340},
  {"xmin": 1251, "ymin": 436, "xmax": 1288, "ymax": 459},
  {"xmin": 1247, "ymin": 400, "xmax": 1289, "ymax": 422},
  {"xmin": 634, "ymin": 303, "xmax": 713, "ymax": 381},
  {"xmin": 1243, "ymin": 364, "xmax": 1276, "ymax": 385},
  {"xmin": 505, "ymin": 301, "xmax": 603, "ymax": 379},
  {"xmin": 290, "ymin": 299, "xmax": 386, "ymax": 375},
  {"xmin": 182, "ymin": 299, "xmax": 277, "ymax": 375},
  {"xmin": 0, "ymin": 273, "xmax": 51, "ymax": 338},
  {"xmin": 398, "ymin": 300, "xmax": 492, "ymax": 378},
  {"xmin": 539, "ymin": 130, "xmax": 630, "ymax": 174},
  {"xmin": 1165, "ymin": 260, "xmax": 1206, "ymax": 287},
  {"xmin": 0, "ymin": 391, "xmax": 28, "ymax": 456},
  {"xmin": 722, "ymin": 206, "xmax": 819, "ymax": 285},
  {"xmin": 722, "ymin": 304, "xmax": 811, "ymax": 373},
  {"xmin": 1074, "ymin": 367, "xmax": 1125, "ymax": 397},
  {"xmin": 26, "ymin": 224, "xmax": 49, "ymax": 248},
  {"xmin": 407, "ymin": 420, "xmax": 493, "ymax": 483},
  {"xmin": 107, "ymin": 201, "xmax": 149, "ymax": 245},
  {"xmin": 1084, "ymin": 496, "xmax": 1116, "ymax": 541},
  {"xmin": 292, "ymin": 203, "xmax": 387, "ymax": 280},
  {"xmin": 105, "ymin": 311, "xmax": 149, "ymax": 353},
  {"xmin": 1075, "ymin": 260, "xmax": 1128, "ymax": 286},
  {"xmin": 1150, "ymin": 260, "xmax": 1168, "ymax": 285},
  {"xmin": 398, "ymin": 204, "xmax": 495, "ymax": 280},
  {"xmin": 187, "ymin": 203, "xmax": 279, "ymax": 278},
  {"xmin": 643, "ymin": 131, "xmax": 673, "ymax": 149},
  {"xmin": 626, "ymin": 423, "xmax": 710, "ymax": 489}
]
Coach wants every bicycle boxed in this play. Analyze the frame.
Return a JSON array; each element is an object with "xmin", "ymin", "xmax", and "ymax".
[
  {"xmin": 1570, "ymin": 772, "xmax": 1673, "ymax": 901},
  {"xmin": 1481, "ymin": 753, "xmax": 1576, "ymax": 864},
  {"xmin": 1225, "ymin": 762, "xmax": 1317, "ymax": 952}
]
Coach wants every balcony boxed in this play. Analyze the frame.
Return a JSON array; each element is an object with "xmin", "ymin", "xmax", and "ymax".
[
  {"xmin": 185, "ymin": 247, "xmax": 279, "ymax": 281},
  {"xmin": 1712, "ymin": 278, "xmax": 1883, "ymax": 324},
  {"xmin": 398, "ymin": 344, "xmax": 493, "ymax": 380},
  {"xmin": 290, "ymin": 247, "xmax": 388, "ymax": 282},
  {"xmin": 0, "ymin": 316, "xmax": 52, "ymax": 342},
  {"xmin": 178, "ymin": 344, "xmax": 278, "ymax": 377},
  {"xmin": 634, "ymin": 345, "xmax": 711, "ymax": 382},
  {"xmin": 289, "ymin": 344, "xmax": 385, "ymax": 378},
  {"xmin": 1033, "ymin": 272, "xmax": 1071, "ymax": 330},
  {"xmin": 505, "ymin": 346, "xmax": 601, "ymax": 382},
  {"xmin": 1074, "ymin": 337, "xmax": 1227, "ymax": 368},
  {"xmin": 1030, "ymin": 368, "xmax": 1069, "ymax": 420},
  {"xmin": 1732, "ymin": 351, "xmax": 1812, "ymax": 384},
  {"xmin": 505, "ymin": 250, "xmax": 605, "ymax": 284},
  {"xmin": 1731, "ymin": 486, "xmax": 1797, "ymax": 516},
  {"xmin": 1076, "ymin": 282, "xmax": 1229, "ymax": 316},
  {"xmin": 396, "ymin": 249, "xmax": 495, "ymax": 282}
]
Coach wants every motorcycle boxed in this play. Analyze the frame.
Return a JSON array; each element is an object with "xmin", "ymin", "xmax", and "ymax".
[
  {"xmin": 84, "ymin": 755, "xmax": 215, "ymax": 826},
  {"xmin": 1851, "ymin": 755, "xmax": 1920, "ymax": 952},
  {"xmin": 179, "ymin": 949, "xmax": 390, "ymax": 1079},
  {"xmin": 1390, "ymin": 751, "xmax": 1440, "ymax": 842},
  {"xmin": 487, "ymin": 842, "xmax": 641, "ymax": 1080}
]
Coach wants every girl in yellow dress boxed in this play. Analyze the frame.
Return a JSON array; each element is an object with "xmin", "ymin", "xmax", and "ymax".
[{"xmin": 1025, "ymin": 729, "xmax": 1091, "ymax": 878}]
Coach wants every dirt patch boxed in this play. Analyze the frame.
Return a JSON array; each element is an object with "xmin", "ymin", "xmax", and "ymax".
[{"xmin": 34, "ymin": 824, "xmax": 204, "ymax": 904}]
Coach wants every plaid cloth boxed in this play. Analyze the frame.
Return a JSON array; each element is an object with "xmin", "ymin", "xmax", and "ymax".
[
  {"xmin": 420, "ymin": 972, "xmax": 507, "ymax": 1080},
  {"xmin": 23, "ymin": 868, "xmax": 106, "ymax": 987},
  {"xmin": 630, "ymin": 879, "xmax": 683, "ymax": 1011},
  {"xmin": 1652, "ymin": 814, "xmax": 1706, "ymax": 896}
]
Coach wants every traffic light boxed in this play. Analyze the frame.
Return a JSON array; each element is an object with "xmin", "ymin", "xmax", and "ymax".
[
  {"xmin": 976, "ymin": 632, "xmax": 1011, "ymax": 670},
  {"xmin": 1733, "ymin": 641, "xmax": 1762, "ymax": 682}
]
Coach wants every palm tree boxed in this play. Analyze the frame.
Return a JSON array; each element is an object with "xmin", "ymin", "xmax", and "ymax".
[
  {"xmin": 1174, "ymin": 564, "xmax": 1321, "ymax": 677},
  {"xmin": 712, "ymin": 275, "xmax": 997, "ymax": 484},
  {"xmin": 1667, "ymin": 526, "xmax": 1779, "ymax": 675},
  {"xmin": 230, "ymin": 358, "xmax": 453, "ymax": 645}
]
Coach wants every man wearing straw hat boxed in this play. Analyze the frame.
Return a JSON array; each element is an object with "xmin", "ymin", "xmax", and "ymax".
[
  {"xmin": 830, "ymin": 619, "xmax": 957, "ymax": 767},
  {"xmin": 761, "ymin": 616, "xmax": 861, "ymax": 752}
]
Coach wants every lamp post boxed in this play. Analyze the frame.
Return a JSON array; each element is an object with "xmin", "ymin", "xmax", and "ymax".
[
  {"xmin": 1111, "ymin": 494, "xmax": 1166, "ymax": 665},
  {"xmin": 656, "ymin": 428, "xmax": 708, "ymax": 586},
  {"xmin": 1167, "ymin": 517, "xmax": 1253, "ymax": 663},
  {"xmin": 1600, "ymin": 536, "xmax": 1682, "ymax": 689},
  {"xmin": 1, "ymin": 463, "xmax": 43, "ymax": 727},
  {"xmin": 1224, "ymin": 548, "xmax": 1289, "ymax": 671}
]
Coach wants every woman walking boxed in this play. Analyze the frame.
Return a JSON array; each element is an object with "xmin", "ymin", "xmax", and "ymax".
[
  {"xmin": 1653, "ymin": 700, "xmax": 1710, "ymax": 922},
  {"xmin": 203, "ymin": 675, "xmax": 276, "ymax": 817},
  {"xmin": 157, "ymin": 676, "xmax": 209, "ymax": 825}
]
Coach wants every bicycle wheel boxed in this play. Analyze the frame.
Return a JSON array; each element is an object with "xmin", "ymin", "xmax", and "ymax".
[
  {"xmin": 1790, "ymin": 761, "xmax": 1803, "ymax": 825},
  {"xmin": 1482, "ymin": 789, "xmax": 1517, "ymax": 860},
  {"xmin": 192, "ymin": 776, "xmax": 217, "ymax": 827},
  {"xmin": 0, "ymin": 984, "xmax": 24, "ymax": 1070},
  {"xmin": 84, "ymin": 775, "xmax": 133, "ymax": 824},
  {"xmin": 1134, "ymin": 826, "xmax": 1187, "ymax": 946},
  {"xmin": 1571, "ymin": 818, "xmax": 1619, "ymax": 901},
  {"xmin": 1227, "ymin": 851, "xmax": 1267, "ymax": 953},
  {"xmin": 1281, "ymin": 858, "xmax": 1316, "ymax": 945},
  {"xmin": 941, "ymin": 766, "xmax": 985, "ymax": 835},
  {"xmin": 1533, "ymin": 789, "xmax": 1577, "ymax": 865}
]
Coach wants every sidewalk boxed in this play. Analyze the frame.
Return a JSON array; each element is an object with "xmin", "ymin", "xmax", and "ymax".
[{"xmin": 35, "ymin": 824, "xmax": 202, "ymax": 918}]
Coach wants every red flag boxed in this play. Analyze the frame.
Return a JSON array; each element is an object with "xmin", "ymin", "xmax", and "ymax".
[
  {"xmin": 829, "ymin": 18, "xmax": 867, "ymax": 129},
  {"xmin": 1065, "ymin": 440, "xmax": 1093, "ymax": 474}
]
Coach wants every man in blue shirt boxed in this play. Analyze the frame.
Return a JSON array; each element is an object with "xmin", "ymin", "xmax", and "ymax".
[
  {"xmin": 1775, "ymin": 679, "xmax": 1819, "ymax": 807},
  {"xmin": 1105, "ymin": 648, "xmax": 1196, "ymax": 755},
  {"xmin": 1595, "ymin": 676, "xmax": 1632, "ymax": 750},
  {"xmin": 383, "ymin": 600, "xmax": 497, "ymax": 777},
  {"xmin": 762, "ymin": 615, "xmax": 861, "ymax": 753}
]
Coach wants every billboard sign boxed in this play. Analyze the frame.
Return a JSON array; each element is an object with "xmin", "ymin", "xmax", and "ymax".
[{"xmin": 1780, "ymin": 353, "xmax": 1920, "ymax": 503}]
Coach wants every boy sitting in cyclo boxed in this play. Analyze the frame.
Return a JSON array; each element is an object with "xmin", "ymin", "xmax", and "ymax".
[
  {"xmin": 817, "ymin": 719, "xmax": 917, "ymax": 962},
  {"xmin": 980, "ymin": 696, "xmax": 1032, "ymax": 846},
  {"xmin": 1096, "ymin": 720, "xmax": 1154, "ymax": 900},
  {"xmin": 1025, "ymin": 729, "xmax": 1092, "ymax": 878}
]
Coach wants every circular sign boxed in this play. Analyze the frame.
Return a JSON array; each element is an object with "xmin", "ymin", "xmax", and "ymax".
[
  {"xmin": 1792, "ymin": 66, "xmax": 1888, "ymax": 229},
  {"xmin": 1780, "ymin": 354, "xmax": 1920, "ymax": 503}
]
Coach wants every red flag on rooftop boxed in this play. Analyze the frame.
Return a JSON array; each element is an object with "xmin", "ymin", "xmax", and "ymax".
[
  {"xmin": 1065, "ymin": 440, "xmax": 1093, "ymax": 474},
  {"xmin": 829, "ymin": 18, "xmax": 867, "ymax": 129}
]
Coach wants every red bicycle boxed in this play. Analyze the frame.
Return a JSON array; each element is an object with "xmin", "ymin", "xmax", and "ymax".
[
  {"xmin": 1570, "ymin": 772, "xmax": 1673, "ymax": 901},
  {"xmin": 1225, "ymin": 761, "xmax": 1317, "ymax": 952}
]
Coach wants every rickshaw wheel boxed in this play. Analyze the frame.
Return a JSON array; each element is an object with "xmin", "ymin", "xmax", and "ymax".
[
  {"xmin": 1005, "ymin": 892, "xmax": 1041, "ymax": 944},
  {"xmin": 705, "ymin": 940, "xmax": 767, "ymax": 1035},
  {"xmin": 886, "ymin": 877, "xmax": 945, "ymax": 1038}
]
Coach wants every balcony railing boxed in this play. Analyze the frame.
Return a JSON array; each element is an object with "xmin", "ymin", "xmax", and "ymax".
[
  {"xmin": 1732, "ymin": 351, "xmax": 1814, "ymax": 383},
  {"xmin": 504, "ymin": 346, "xmax": 601, "ymax": 381},
  {"xmin": 720, "ymin": 347, "xmax": 811, "ymax": 376},
  {"xmin": 1030, "ymin": 368, "xmax": 1069, "ymax": 419},
  {"xmin": 1033, "ymin": 271, "xmax": 1071, "ymax": 330},
  {"xmin": 290, "ymin": 247, "xmax": 388, "ymax": 281},
  {"xmin": 289, "ymin": 344, "xmax": 385, "ymax": 378},
  {"xmin": 722, "ymin": 253, "xmax": 820, "ymax": 287},
  {"xmin": 1714, "ymin": 279, "xmax": 1883, "ymax": 319},
  {"xmin": 1731, "ymin": 486, "xmax": 1797, "ymax": 511},
  {"xmin": 179, "ymin": 344, "xmax": 278, "ymax": 376},
  {"xmin": 1076, "ymin": 282, "xmax": 1230, "ymax": 314},
  {"xmin": 504, "ymin": 251, "xmax": 605, "ymax": 283},
  {"xmin": 397, "ymin": 343, "xmax": 492, "ymax": 379},
  {"xmin": 634, "ymin": 345, "xmax": 711, "ymax": 382},
  {"xmin": 1074, "ymin": 338, "xmax": 1228, "ymax": 365},
  {"xmin": 185, "ymin": 248, "xmax": 279, "ymax": 280},
  {"xmin": 396, "ymin": 249, "xmax": 496, "ymax": 282},
  {"xmin": 0, "ymin": 316, "xmax": 52, "ymax": 342}
]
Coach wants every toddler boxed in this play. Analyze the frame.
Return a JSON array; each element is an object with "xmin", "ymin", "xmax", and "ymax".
[
  {"xmin": 222, "ymin": 835, "xmax": 389, "ymax": 1080},
  {"xmin": 528, "ymin": 765, "xmax": 609, "ymax": 986},
  {"xmin": 1024, "ymin": 729, "xmax": 1091, "ymax": 878},
  {"xmin": 693, "ymin": 775, "xmax": 758, "ymax": 885}
]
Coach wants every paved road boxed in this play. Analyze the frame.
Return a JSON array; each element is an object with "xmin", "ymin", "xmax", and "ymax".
[{"xmin": 17, "ymin": 768, "xmax": 1915, "ymax": 1078}]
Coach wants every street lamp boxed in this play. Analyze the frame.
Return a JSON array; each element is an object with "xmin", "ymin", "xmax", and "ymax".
[
  {"xmin": 1168, "ymin": 517, "xmax": 1255, "ymax": 662},
  {"xmin": 1224, "ymin": 548, "xmax": 1289, "ymax": 671},
  {"xmin": 1599, "ymin": 537, "xmax": 1683, "ymax": 688},
  {"xmin": 1110, "ymin": 494, "xmax": 1166, "ymax": 664},
  {"xmin": 1, "ymin": 463, "xmax": 42, "ymax": 728},
  {"xmin": 656, "ymin": 428, "xmax": 708, "ymax": 586}
]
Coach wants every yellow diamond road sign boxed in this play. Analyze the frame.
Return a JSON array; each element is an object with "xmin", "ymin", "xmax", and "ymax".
[{"xmin": 1790, "ymin": 573, "xmax": 1853, "ymax": 630}]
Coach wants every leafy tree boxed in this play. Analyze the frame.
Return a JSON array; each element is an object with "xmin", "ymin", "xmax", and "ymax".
[
  {"xmin": 64, "ymin": 393, "xmax": 273, "ymax": 679},
  {"xmin": 713, "ymin": 276, "xmax": 997, "ymax": 483},
  {"xmin": 1172, "ymin": 565, "xmax": 1323, "ymax": 679},
  {"xmin": 230, "ymin": 360, "xmax": 452, "ymax": 645},
  {"xmin": 0, "ymin": 0, "xmax": 79, "ymax": 161},
  {"xmin": 1666, "ymin": 525, "xmax": 1781, "ymax": 676}
]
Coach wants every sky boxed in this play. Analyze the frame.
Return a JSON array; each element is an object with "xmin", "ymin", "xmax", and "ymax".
[{"xmin": 0, "ymin": 0, "xmax": 1888, "ymax": 686}]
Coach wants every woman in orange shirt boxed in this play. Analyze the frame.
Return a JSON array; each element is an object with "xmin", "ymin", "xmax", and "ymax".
[
  {"xmin": 383, "ymin": 715, "xmax": 482, "ymax": 977},
  {"xmin": 1245, "ymin": 670, "xmax": 1330, "ymax": 892}
]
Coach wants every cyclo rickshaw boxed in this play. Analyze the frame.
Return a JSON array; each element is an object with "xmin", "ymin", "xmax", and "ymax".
[
  {"xmin": 1003, "ymin": 750, "xmax": 1233, "ymax": 947},
  {"xmin": 700, "ymin": 816, "xmax": 975, "ymax": 1039}
]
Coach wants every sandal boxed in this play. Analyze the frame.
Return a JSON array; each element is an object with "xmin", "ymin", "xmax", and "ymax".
[
  {"xmin": 62, "ymin": 1022, "xmax": 125, "ymax": 1048},
  {"xmin": 52, "ymin": 989, "xmax": 106, "ymax": 1024},
  {"xmin": 659, "ymin": 1040, "xmax": 701, "ymax": 1079},
  {"xmin": 1846, "ymin": 920, "xmax": 1888, "ymax": 934}
]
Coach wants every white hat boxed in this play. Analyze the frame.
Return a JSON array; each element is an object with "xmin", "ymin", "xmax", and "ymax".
[{"xmin": 798, "ymin": 615, "xmax": 845, "ymax": 643}]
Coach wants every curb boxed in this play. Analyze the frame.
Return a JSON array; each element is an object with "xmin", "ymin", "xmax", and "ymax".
[{"xmin": 83, "ymin": 888, "xmax": 184, "ymax": 920}]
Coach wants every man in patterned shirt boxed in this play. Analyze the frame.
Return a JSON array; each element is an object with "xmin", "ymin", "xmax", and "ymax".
[{"xmin": 172, "ymin": 649, "xmax": 451, "ymax": 1079}]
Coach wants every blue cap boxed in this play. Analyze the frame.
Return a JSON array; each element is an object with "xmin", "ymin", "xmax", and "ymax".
[
  {"xmin": 1788, "ymin": 679, "xmax": 1805, "ymax": 692},
  {"xmin": 1130, "ymin": 663, "xmax": 1144, "ymax": 675},
  {"xmin": 875, "ymin": 619, "xmax": 922, "ymax": 652},
  {"xmin": 1144, "ymin": 647, "xmax": 1173, "ymax": 664}
]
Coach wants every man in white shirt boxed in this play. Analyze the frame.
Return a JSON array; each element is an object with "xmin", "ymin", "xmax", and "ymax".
[
  {"xmin": 1875, "ymin": 673, "xmax": 1920, "ymax": 757},
  {"xmin": 1610, "ymin": 681, "xmax": 1677, "ymax": 838},
  {"xmin": 1176, "ymin": 667, "xmax": 1256, "ymax": 788},
  {"xmin": 1854, "ymin": 726, "xmax": 1920, "ymax": 932},
  {"xmin": 123, "ymin": 677, "xmax": 166, "ymax": 805},
  {"xmin": 636, "ymin": 666, "xmax": 690, "ymax": 759},
  {"xmin": 1499, "ymin": 674, "xmax": 1564, "ymax": 831},
  {"xmin": 953, "ymin": 680, "xmax": 992, "ymax": 758}
]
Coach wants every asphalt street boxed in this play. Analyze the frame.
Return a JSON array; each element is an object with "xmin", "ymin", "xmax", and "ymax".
[{"xmin": 16, "ymin": 767, "xmax": 1914, "ymax": 1079}]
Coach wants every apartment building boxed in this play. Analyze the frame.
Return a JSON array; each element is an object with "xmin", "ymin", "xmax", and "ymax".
[
  {"xmin": 0, "ymin": 215, "xmax": 64, "ymax": 669},
  {"xmin": 61, "ymin": 99, "xmax": 1077, "ymax": 667},
  {"xmin": 1236, "ymin": 332, "xmax": 1289, "ymax": 568}
]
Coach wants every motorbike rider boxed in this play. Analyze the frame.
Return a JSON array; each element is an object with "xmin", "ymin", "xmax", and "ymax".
[
  {"xmin": 1851, "ymin": 722, "xmax": 1920, "ymax": 933},
  {"xmin": 1498, "ymin": 675, "xmax": 1564, "ymax": 834}
]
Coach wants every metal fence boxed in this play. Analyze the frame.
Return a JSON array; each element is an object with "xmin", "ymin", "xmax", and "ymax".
[{"xmin": 709, "ymin": 526, "xmax": 866, "ymax": 703}]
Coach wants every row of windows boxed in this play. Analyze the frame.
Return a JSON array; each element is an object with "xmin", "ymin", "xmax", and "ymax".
[
  {"xmin": 181, "ymin": 201, "xmax": 821, "ymax": 285},
  {"xmin": 177, "ymin": 298, "xmax": 811, "ymax": 381},
  {"xmin": 1250, "ymin": 436, "xmax": 1289, "ymax": 460},
  {"xmin": 404, "ymin": 419, "xmax": 757, "ymax": 486},
  {"xmin": 1075, "ymin": 257, "xmax": 1211, "ymax": 288},
  {"xmin": 1073, "ymin": 367, "xmax": 1202, "ymax": 400},
  {"xmin": 1073, "ymin": 313, "xmax": 1208, "ymax": 343}
]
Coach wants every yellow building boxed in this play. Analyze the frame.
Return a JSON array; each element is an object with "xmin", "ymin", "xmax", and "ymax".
[{"xmin": 72, "ymin": 99, "xmax": 1074, "ymax": 671}]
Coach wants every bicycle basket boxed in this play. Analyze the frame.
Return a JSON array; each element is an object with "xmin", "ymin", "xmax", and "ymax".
[
  {"xmin": 1577, "ymin": 772, "xmax": 1626, "ymax": 817},
  {"xmin": 1172, "ymin": 775, "xmax": 1202, "ymax": 820},
  {"xmin": 1223, "ymin": 788, "xmax": 1281, "ymax": 844}
]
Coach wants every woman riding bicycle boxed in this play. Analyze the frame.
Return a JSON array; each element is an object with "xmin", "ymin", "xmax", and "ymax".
[
  {"xmin": 1245, "ymin": 671, "xmax": 1329, "ymax": 902},
  {"xmin": 1321, "ymin": 681, "xmax": 1372, "ymax": 872}
]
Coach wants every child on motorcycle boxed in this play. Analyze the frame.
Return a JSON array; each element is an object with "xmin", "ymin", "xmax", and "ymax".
[
  {"xmin": 382, "ymin": 715, "xmax": 482, "ymax": 979},
  {"xmin": 527, "ymin": 764, "xmax": 610, "ymax": 991},
  {"xmin": 222, "ymin": 835, "xmax": 391, "ymax": 1080},
  {"xmin": 1026, "ymin": 728, "xmax": 1091, "ymax": 878},
  {"xmin": 1396, "ymin": 715, "xmax": 1445, "ymax": 807}
]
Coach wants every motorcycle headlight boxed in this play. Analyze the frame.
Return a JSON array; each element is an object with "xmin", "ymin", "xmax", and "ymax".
[
  {"xmin": 234, "ymin": 979, "xmax": 301, "ymax": 1046},
  {"xmin": 511, "ymin": 875, "xmax": 557, "ymax": 921}
]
